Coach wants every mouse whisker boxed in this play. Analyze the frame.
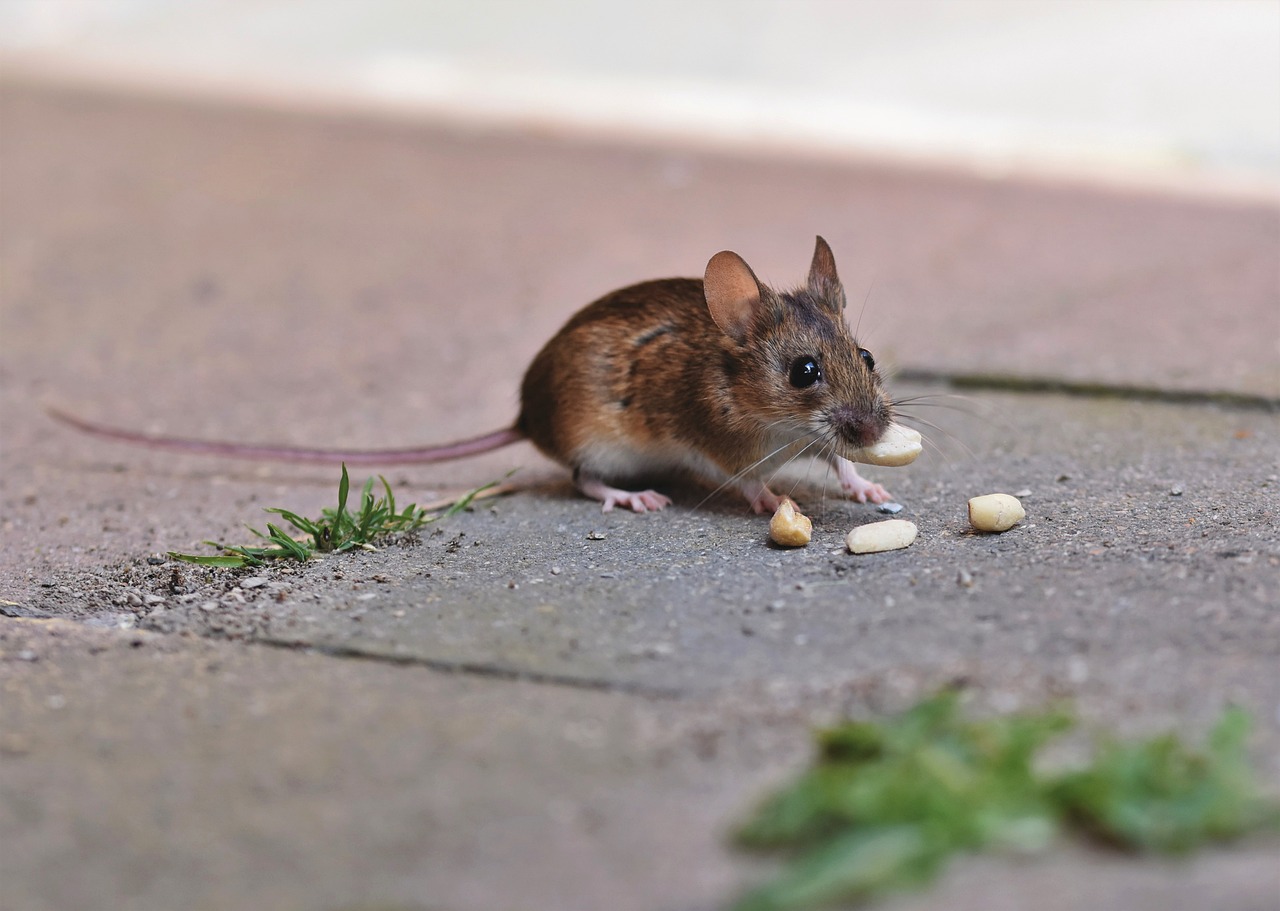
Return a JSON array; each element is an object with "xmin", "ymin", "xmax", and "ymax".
[
  {"xmin": 812, "ymin": 435, "xmax": 842, "ymax": 521},
  {"xmin": 693, "ymin": 442, "xmax": 797, "ymax": 511},
  {"xmin": 773, "ymin": 434, "xmax": 831, "ymax": 503},
  {"xmin": 892, "ymin": 412, "xmax": 976, "ymax": 462},
  {"xmin": 852, "ymin": 280, "xmax": 875, "ymax": 342},
  {"xmin": 693, "ymin": 433, "xmax": 824, "ymax": 512},
  {"xmin": 891, "ymin": 392, "xmax": 1005, "ymax": 426},
  {"xmin": 759, "ymin": 433, "xmax": 829, "ymax": 496}
]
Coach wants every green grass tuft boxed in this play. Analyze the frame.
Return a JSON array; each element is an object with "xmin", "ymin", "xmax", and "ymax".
[
  {"xmin": 169, "ymin": 464, "xmax": 502, "ymax": 568},
  {"xmin": 730, "ymin": 694, "xmax": 1277, "ymax": 911}
]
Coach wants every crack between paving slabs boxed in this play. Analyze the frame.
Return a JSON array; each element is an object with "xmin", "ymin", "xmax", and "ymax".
[
  {"xmin": 253, "ymin": 635, "xmax": 685, "ymax": 699},
  {"xmin": 896, "ymin": 369, "xmax": 1280, "ymax": 412}
]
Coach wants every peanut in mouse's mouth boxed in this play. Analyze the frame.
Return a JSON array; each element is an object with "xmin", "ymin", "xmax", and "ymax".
[{"xmin": 850, "ymin": 423, "xmax": 923, "ymax": 467}]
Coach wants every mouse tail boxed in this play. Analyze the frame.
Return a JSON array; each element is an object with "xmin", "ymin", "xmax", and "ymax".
[{"xmin": 45, "ymin": 406, "xmax": 525, "ymax": 465}]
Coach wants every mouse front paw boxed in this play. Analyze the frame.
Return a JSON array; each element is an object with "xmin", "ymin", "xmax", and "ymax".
[
  {"xmin": 737, "ymin": 479, "xmax": 785, "ymax": 514},
  {"xmin": 834, "ymin": 456, "xmax": 892, "ymax": 504},
  {"xmin": 843, "ymin": 478, "xmax": 891, "ymax": 504}
]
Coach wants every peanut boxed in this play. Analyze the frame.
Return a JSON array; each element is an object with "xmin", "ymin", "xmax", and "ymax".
[
  {"xmin": 967, "ymin": 493, "xmax": 1025, "ymax": 532},
  {"xmin": 769, "ymin": 498, "xmax": 812, "ymax": 547},
  {"xmin": 852, "ymin": 423, "xmax": 922, "ymax": 467},
  {"xmin": 846, "ymin": 518, "xmax": 918, "ymax": 554}
]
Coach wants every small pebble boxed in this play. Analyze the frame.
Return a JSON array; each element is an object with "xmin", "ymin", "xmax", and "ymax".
[
  {"xmin": 876, "ymin": 502, "xmax": 904, "ymax": 515},
  {"xmin": 1170, "ymin": 485, "xmax": 1184, "ymax": 496},
  {"xmin": 240, "ymin": 577, "xmax": 269, "ymax": 589}
]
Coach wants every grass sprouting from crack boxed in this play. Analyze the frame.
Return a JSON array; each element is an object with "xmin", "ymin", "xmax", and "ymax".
[
  {"xmin": 169, "ymin": 464, "xmax": 506, "ymax": 568},
  {"xmin": 729, "ymin": 692, "xmax": 1278, "ymax": 911}
]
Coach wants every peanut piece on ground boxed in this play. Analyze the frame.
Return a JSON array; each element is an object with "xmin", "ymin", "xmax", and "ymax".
[
  {"xmin": 846, "ymin": 519, "xmax": 918, "ymax": 554},
  {"xmin": 769, "ymin": 498, "xmax": 812, "ymax": 547},
  {"xmin": 967, "ymin": 493, "xmax": 1025, "ymax": 532},
  {"xmin": 852, "ymin": 423, "xmax": 923, "ymax": 467}
]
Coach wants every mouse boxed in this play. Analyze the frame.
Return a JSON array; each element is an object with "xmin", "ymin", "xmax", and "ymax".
[{"xmin": 50, "ymin": 236, "xmax": 899, "ymax": 514}]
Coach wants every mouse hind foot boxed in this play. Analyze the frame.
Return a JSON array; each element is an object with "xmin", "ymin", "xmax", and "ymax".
[{"xmin": 576, "ymin": 474, "xmax": 673, "ymax": 513}]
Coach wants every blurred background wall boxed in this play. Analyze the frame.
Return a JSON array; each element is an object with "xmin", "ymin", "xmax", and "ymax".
[{"xmin": 1, "ymin": 0, "xmax": 1277, "ymax": 196}]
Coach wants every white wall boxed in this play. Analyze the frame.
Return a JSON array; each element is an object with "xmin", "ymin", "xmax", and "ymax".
[{"xmin": 2, "ymin": 0, "xmax": 1277, "ymax": 193}]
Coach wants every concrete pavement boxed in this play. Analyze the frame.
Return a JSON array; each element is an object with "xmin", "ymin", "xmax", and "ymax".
[{"xmin": 1, "ymin": 81, "xmax": 1278, "ymax": 911}]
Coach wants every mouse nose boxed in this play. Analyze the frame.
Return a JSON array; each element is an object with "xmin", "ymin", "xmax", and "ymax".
[{"xmin": 829, "ymin": 404, "xmax": 886, "ymax": 448}]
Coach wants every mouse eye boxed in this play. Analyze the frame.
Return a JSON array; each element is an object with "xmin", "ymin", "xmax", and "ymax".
[
  {"xmin": 858, "ymin": 348, "xmax": 876, "ymax": 372},
  {"xmin": 788, "ymin": 356, "xmax": 822, "ymax": 389}
]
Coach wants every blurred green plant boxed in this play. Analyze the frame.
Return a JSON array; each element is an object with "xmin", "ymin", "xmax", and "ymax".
[
  {"xmin": 1049, "ymin": 705, "xmax": 1274, "ymax": 854},
  {"xmin": 730, "ymin": 693, "xmax": 1277, "ymax": 911},
  {"xmin": 170, "ymin": 464, "xmax": 503, "ymax": 568}
]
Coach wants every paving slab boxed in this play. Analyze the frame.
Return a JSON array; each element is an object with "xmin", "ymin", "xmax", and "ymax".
[
  {"xmin": 104, "ymin": 392, "xmax": 1272, "ymax": 703},
  {"xmin": 3, "ymin": 617, "xmax": 1279, "ymax": 911},
  {"xmin": 0, "ymin": 618, "xmax": 768, "ymax": 911},
  {"xmin": 2, "ymin": 82, "xmax": 1279, "ymax": 911},
  {"xmin": 6, "ymin": 383, "xmax": 1280, "ymax": 707},
  {"xmin": 1, "ymin": 81, "xmax": 1277, "ymax": 449}
]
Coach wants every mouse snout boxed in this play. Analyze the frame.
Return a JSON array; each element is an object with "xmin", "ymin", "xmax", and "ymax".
[{"xmin": 828, "ymin": 403, "xmax": 889, "ymax": 448}]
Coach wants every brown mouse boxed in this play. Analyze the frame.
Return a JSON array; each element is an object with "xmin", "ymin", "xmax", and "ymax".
[{"xmin": 50, "ymin": 236, "xmax": 898, "ymax": 513}]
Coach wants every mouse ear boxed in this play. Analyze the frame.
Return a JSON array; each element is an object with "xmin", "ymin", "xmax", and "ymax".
[
  {"xmin": 705, "ymin": 251, "xmax": 763, "ymax": 342},
  {"xmin": 808, "ymin": 235, "xmax": 845, "ymax": 308}
]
